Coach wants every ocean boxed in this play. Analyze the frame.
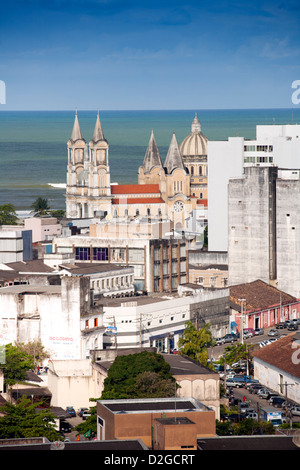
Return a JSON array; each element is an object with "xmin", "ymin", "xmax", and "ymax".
[{"xmin": 0, "ymin": 108, "xmax": 299, "ymax": 212}]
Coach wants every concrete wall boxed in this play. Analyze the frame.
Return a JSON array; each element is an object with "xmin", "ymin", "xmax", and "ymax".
[
  {"xmin": 47, "ymin": 359, "xmax": 96, "ymax": 409},
  {"xmin": 253, "ymin": 357, "xmax": 300, "ymax": 404},
  {"xmin": 276, "ymin": 177, "xmax": 300, "ymax": 298},
  {"xmin": 0, "ymin": 276, "xmax": 96, "ymax": 360},
  {"xmin": 228, "ymin": 166, "xmax": 277, "ymax": 286}
]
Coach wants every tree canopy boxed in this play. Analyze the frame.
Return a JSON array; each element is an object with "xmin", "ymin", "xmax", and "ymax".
[
  {"xmin": 0, "ymin": 203, "xmax": 19, "ymax": 225},
  {"xmin": 0, "ymin": 395, "xmax": 60, "ymax": 440},
  {"xmin": 178, "ymin": 321, "xmax": 214, "ymax": 369},
  {"xmin": 30, "ymin": 197, "xmax": 51, "ymax": 216},
  {"xmin": 101, "ymin": 351, "xmax": 176, "ymax": 399},
  {"xmin": 220, "ymin": 342, "xmax": 254, "ymax": 371},
  {"xmin": 0, "ymin": 343, "xmax": 35, "ymax": 388}
]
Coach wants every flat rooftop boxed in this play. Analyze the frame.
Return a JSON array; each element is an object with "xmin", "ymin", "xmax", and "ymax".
[
  {"xmin": 98, "ymin": 397, "xmax": 211, "ymax": 414},
  {"xmin": 100, "ymin": 292, "xmax": 181, "ymax": 308}
]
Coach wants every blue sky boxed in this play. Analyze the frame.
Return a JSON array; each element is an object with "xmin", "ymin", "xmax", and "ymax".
[{"xmin": 0, "ymin": 0, "xmax": 300, "ymax": 110}]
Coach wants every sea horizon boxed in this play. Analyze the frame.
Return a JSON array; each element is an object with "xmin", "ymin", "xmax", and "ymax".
[{"xmin": 0, "ymin": 107, "xmax": 299, "ymax": 212}]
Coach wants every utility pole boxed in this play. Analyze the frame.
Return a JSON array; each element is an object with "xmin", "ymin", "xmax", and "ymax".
[
  {"xmin": 280, "ymin": 381, "xmax": 294, "ymax": 429},
  {"xmin": 238, "ymin": 298, "xmax": 246, "ymax": 344}
]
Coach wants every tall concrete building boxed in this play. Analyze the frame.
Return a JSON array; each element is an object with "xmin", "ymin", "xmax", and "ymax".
[
  {"xmin": 207, "ymin": 124, "xmax": 300, "ymax": 252},
  {"xmin": 228, "ymin": 166, "xmax": 277, "ymax": 287},
  {"xmin": 228, "ymin": 166, "xmax": 300, "ymax": 298}
]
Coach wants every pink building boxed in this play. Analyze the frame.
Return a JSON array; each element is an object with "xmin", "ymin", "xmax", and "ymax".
[
  {"xmin": 24, "ymin": 217, "xmax": 62, "ymax": 243},
  {"xmin": 230, "ymin": 280, "xmax": 300, "ymax": 332}
]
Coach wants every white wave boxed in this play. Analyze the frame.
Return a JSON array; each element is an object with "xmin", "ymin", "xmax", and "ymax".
[{"xmin": 48, "ymin": 183, "xmax": 67, "ymax": 188}]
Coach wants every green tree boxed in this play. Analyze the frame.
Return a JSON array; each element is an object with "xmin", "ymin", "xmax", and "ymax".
[
  {"xmin": 101, "ymin": 351, "xmax": 175, "ymax": 399},
  {"xmin": 0, "ymin": 343, "xmax": 35, "ymax": 390},
  {"xmin": 221, "ymin": 342, "xmax": 254, "ymax": 372},
  {"xmin": 15, "ymin": 340, "xmax": 50, "ymax": 370},
  {"xmin": 31, "ymin": 197, "xmax": 51, "ymax": 216},
  {"xmin": 178, "ymin": 321, "xmax": 214, "ymax": 369},
  {"xmin": 50, "ymin": 209, "xmax": 66, "ymax": 220},
  {"xmin": 0, "ymin": 203, "xmax": 19, "ymax": 225},
  {"xmin": 0, "ymin": 395, "xmax": 60, "ymax": 440},
  {"xmin": 216, "ymin": 418, "xmax": 275, "ymax": 436},
  {"xmin": 233, "ymin": 418, "xmax": 275, "ymax": 436}
]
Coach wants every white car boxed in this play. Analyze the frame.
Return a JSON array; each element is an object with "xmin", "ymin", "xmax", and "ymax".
[
  {"xmin": 291, "ymin": 406, "xmax": 300, "ymax": 416},
  {"xmin": 257, "ymin": 388, "xmax": 271, "ymax": 398}
]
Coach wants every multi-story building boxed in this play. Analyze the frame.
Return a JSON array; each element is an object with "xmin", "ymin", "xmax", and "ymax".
[
  {"xmin": 228, "ymin": 165, "xmax": 300, "ymax": 298},
  {"xmin": 52, "ymin": 221, "xmax": 189, "ymax": 294},
  {"xmin": 0, "ymin": 276, "xmax": 104, "ymax": 360},
  {"xmin": 207, "ymin": 123, "xmax": 300, "ymax": 252}
]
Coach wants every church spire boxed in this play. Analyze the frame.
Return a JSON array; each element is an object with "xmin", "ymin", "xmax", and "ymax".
[
  {"xmin": 91, "ymin": 110, "xmax": 107, "ymax": 144},
  {"xmin": 142, "ymin": 130, "xmax": 163, "ymax": 173},
  {"xmin": 164, "ymin": 132, "xmax": 184, "ymax": 174},
  {"xmin": 70, "ymin": 109, "xmax": 84, "ymax": 142},
  {"xmin": 191, "ymin": 113, "xmax": 201, "ymax": 133}
]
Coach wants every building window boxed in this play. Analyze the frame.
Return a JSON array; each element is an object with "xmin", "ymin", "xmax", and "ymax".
[
  {"xmin": 76, "ymin": 247, "xmax": 90, "ymax": 261},
  {"xmin": 93, "ymin": 247, "xmax": 108, "ymax": 261}
]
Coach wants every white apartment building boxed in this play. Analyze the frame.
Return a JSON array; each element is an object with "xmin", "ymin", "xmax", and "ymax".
[
  {"xmin": 100, "ymin": 288, "xmax": 230, "ymax": 352},
  {"xmin": 208, "ymin": 124, "xmax": 300, "ymax": 252}
]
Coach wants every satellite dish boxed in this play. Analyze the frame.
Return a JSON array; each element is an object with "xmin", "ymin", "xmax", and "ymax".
[{"xmin": 50, "ymin": 441, "xmax": 65, "ymax": 450}]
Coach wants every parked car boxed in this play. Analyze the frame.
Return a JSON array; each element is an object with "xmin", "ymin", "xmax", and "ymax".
[
  {"xmin": 245, "ymin": 411, "xmax": 258, "ymax": 420},
  {"xmin": 266, "ymin": 392, "xmax": 279, "ymax": 401},
  {"xmin": 247, "ymin": 383, "xmax": 263, "ymax": 393},
  {"xmin": 78, "ymin": 407, "xmax": 89, "ymax": 417},
  {"xmin": 216, "ymin": 334, "xmax": 237, "ymax": 345},
  {"xmin": 226, "ymin": 378, "xmax": 245, "ymax": 388},
  {"xmin": 60, "ymin": 420, "xmax": 72, "ymax": 433},
  {"xmin": 288, "ymin": 323, "xmax": 298, "ymax": 331},
  {"xmin": 276, "ymin": 322, "xmax": 285, "ymax": 329},
  {"xmin": 269, "ymin": 396, "xmax": 286, "ymax": 407},
  {"xmin": 240, "ymin": 403, "xmax": 251, "ymax": 414},
  {"xmin": 268, "ymin": 329, "xmax": 279, "ymax": 337},
  {"xmin": 284, "ymin": 320, "xmax": 293, "ymax": 328},
  {"xmin": 259, "ymin": 340, "xmax": 270, "ymax": 347},
  {"xmin": 66, "ymin": 406, "xmax": 76, "ymax": 417},
  {"xmin": 290, "ymin": 406, "xmax": 300, "ymax": 416},
  {"xmin": 254, "ymin": 328, "xmax": 264, "ymax": 336},
  {"xmin": 257, "ymin": 388, "xmax": 271, "ymax": 398},
  {"xmin": 82, "ymin": 410, "xmax": 92, "ymax": 420},
  {"xmin": 243, "ymin": 328, "xmax": 255, "ymax": 338}
]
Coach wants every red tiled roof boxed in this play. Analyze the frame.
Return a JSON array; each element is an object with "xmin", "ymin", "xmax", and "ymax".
[
  {"xmin": 111, "ymin": 184, "xmax": 160, "ymax": 195},
  {"xmin": 252, "ymin": 333, "xmax": 300, "ymax": 379},
  {"xmin": 197, "ymin": 199, "xmax": 208, "ymax": 206},
  {"xmin": 112, "ymin": 197, "xmax": 165, "ymax": 205},
  {"xmin": 230, "ymin": 280, "xmax": 297, "ymax": 312}
]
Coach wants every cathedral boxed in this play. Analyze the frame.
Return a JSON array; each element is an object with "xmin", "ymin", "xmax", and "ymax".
[{"xmin": 66, "ymin": 111, "xmax": 208, "ymax": 231}]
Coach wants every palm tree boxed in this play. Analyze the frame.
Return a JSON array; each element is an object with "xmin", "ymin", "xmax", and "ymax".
[{"xmin": 31, "ymin": 197, "xmax": 51, "ymax": 217}]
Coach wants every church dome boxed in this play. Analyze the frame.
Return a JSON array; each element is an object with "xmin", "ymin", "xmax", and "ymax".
[{"xmin": 180, "ymin": 114, "xmax": 208, "ymax": 157}]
